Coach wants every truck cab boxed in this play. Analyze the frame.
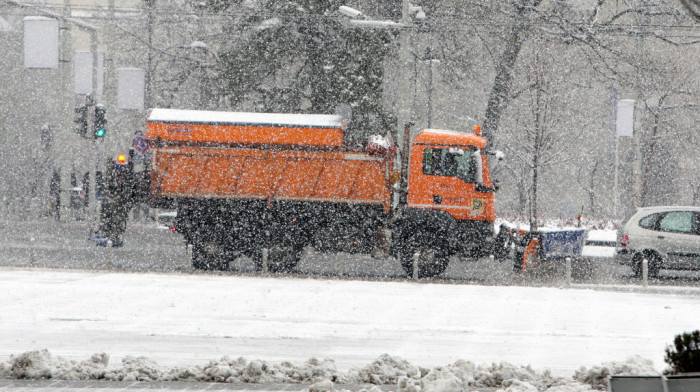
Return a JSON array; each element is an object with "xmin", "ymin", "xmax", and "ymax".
[
  {"xmin": 407, "ymin": 128, "xmax": 496, "ymax": 223},
  {"xmin": 393, "ymin": 127, "xmax": 497, "ymax": 275}
]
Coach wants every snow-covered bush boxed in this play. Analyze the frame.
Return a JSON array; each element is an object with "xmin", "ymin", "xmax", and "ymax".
[{"xmin": 573, "ymin": 356, "xmax": 658, "ymax": 390}]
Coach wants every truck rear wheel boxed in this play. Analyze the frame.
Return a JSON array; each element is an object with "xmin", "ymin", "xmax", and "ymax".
[
  {"xmin": 399, "ymin": 244, "xmax": 449, "ymax": 278},
  {"xmin": 192, "ymin": 242, "xmax": 229, "ymax": 271}
]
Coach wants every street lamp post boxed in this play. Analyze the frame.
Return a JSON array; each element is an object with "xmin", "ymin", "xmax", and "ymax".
[{"xmin": 339, "ymin": 0, "xmax": 425, "ymax": 159}]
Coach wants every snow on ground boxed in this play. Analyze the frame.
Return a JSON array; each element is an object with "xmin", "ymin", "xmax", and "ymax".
[
  {"xmin": 580, "ymin": 246, "xmax": 615, "ymax": 258},
  {"xmin": 0, "ymin": 268, "xmax": 698, "ymax": 391},
  {"xmin": 585, "ymin": 230, "xmax": 617, "ymax": 243}
]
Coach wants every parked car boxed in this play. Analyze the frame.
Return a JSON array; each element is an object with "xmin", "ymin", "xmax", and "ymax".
[
  {"xmin": 615, "ymin": 206, "xmax": 700, "ymax": 277},
  {"xmin": 155, "ymin": 210, "xmax": 177, "ymax": 231}
]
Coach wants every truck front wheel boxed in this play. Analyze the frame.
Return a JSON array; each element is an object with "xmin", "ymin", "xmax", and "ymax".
[{"xmin": 398, "ymin": 243, "xmax": 449, "ymax": 278}]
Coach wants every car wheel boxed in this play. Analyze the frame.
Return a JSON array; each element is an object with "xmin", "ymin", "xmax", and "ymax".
[
  {"xmin": 647, "ymin": 252, "xmax": 662, "ymax": 277},
  {"xmin": 632, "ymin": 251, "xmax": 661, "ymax": 278}
]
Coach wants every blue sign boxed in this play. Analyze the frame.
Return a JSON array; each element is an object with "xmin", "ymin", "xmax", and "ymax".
[{"xmin": 133, "ymin": 135, "xmax": 149, "ymax": 153}]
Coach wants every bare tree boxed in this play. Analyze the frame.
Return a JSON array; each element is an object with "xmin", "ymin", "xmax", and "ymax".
[
  {"xmin": 636, "ymin": 57, "xmax": 699, "ymax": 206},
  {"xmin": 577, "ymin": 160, "xmax": 601, "ymax": 216},
  {"xmin": 680, "ymin": 0, "xmax": 700, "ymax": 20},
  {"xmin": 475, "ymin": 0, "xmax": 697, "ymax": 145},
  {"xmin": 500, "ymin": 36, "xmax": 585, "ymax": 230}
]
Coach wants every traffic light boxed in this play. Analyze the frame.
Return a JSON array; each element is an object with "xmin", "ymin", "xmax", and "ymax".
[
  {"xmin": 94, "ymin": 104, "xmax": 107, "ymax": 139},
  {"xmin": 74, "ymin": 104, "xmax": 89, "ymax": 138}
]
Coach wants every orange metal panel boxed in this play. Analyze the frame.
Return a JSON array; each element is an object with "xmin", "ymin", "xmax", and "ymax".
[
  {"xmin": 352, "ymin": 161, "xmax": 387, "ymax": 201},
  {"xmin": 147, "ymin": 122, "xmax": 343, "ymax": 147},
  {"xmin": 159, "ymin": 154, "xmax": 194, "ymax": 194},
  {"xmin": 179, "ymin": 154, "xmax": 209, "ymax": 194},
  {"xmin": 151, "ymin": 145, "xmax": 391, "ymax": 211},
  {"xmin": 197, "ymin": 156, "xmax": 245, "ymax": 196},
  {"xmin": 274, "ymin": 158, "xmax": 326, "ymax": 198},
  {"xmin": 312, "ymin": 160, "xmax": 351, "ymax": 199}
]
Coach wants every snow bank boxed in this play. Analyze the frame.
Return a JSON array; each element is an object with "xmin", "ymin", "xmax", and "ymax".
[
  {"xmin": 348, "ymin": 354, "xmax": 422, "ymax": 384},
  {"xmin": 0, "ymin": 350, "xmax": 109, "ymax": 380},
  {"xmin": 0, "ymin": 350, "xmax": 660, "ymax": 391},
  {"xmin": 572, "ymin": 355, "xmax": 659, "ymax": 390}
]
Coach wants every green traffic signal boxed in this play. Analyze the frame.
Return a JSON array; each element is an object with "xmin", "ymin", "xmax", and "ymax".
[{"xmin": 94, "ymin": 104, "xmax": 107, "ymax": 139}]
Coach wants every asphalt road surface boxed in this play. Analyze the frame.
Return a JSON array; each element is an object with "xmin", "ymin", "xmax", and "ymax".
[{"xmin": 1, "ymin": 218, "xmax": 698, "ymax": 287}]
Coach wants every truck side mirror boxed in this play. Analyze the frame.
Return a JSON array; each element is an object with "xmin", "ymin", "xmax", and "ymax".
[{"xmin": 473, "ymin": 149, "xmax": 483, "ymax": 185}]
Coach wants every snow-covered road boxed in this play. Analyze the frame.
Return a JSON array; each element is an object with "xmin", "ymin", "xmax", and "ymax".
[{"xmin": 0, "ymin": 267, "xmax": 698, "ymax": 378}]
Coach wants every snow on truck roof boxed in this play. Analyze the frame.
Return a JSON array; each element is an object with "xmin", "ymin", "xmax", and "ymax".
[
  {"xmin": 413, "ymin": 128, "xmax": 487, "ymax": 149},
  {"xmin": 148, "ymin": 108, "xmax": 345, "ymax": 129}
]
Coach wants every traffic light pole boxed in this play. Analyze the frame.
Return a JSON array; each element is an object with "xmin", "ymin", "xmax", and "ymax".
[
  {"xmin": 89, "ymin": 29, "xmax": 99, "ymax": 222},
  {"xmin": 58, "ymin": 2, "xmax": 74, "ymax": 221}
]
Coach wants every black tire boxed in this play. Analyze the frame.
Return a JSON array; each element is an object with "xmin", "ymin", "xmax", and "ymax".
[
  {"xmin": 192, "ymin": 244, "xmax": 208, "ymax": 270},
  {"xmin": 513, "ymin": 251, "xmax": 524, "ymax": 272},
  {"xmin": 493, "ymin": 227, "xmax": 512, "ymax": 262},
  {"xmin": 398, "ymin": 234, "xmax": 450, "ymax": 278},
  {"xmin": 632, "ymin": 251, "xmax": 661, "ymax": 278},
  {"xmin": 252, "ymin": 244, "xmax": 303, "ymax": 273}
]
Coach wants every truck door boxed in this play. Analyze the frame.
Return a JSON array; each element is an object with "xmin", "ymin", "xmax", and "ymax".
[{"xmin": 408, "ymin": 145, "xmax": 485, "ymax": 220}]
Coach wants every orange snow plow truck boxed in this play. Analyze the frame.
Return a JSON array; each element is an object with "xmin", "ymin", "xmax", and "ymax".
[{"xmin": 142, "ymin": 108, "xmax": 503, "ymax": 277}]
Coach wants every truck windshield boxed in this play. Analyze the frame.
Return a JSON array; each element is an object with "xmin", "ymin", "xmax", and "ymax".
[{"xmin": 422, "ymin": 147, "xmax": 475, "ymax": 183}]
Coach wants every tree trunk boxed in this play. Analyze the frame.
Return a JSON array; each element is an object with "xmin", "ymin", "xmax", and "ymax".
[
  {"xmin": 530, "ymin": 157, "xmax": 539, "ymax": 231},
  {"xmin": 481, "ymin": 0, "xmax": 542, "ymax": 145},
  {"xmin": 482, "ymin": 22, "xmax": 528, "ymax": 146},
  {"xmin": 640, "ymin": 114, "xmax": 660, "ymax": 207}
]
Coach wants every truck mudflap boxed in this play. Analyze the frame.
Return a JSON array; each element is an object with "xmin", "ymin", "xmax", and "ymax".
[{"xmin": 499, "ymin": 224, "xmax": 588, "ymax": 273}]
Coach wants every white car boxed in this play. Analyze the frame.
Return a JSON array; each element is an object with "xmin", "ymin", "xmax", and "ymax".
[{"xmin": 615, "ymin": 206, "xmax": 700, "ymax": 277}]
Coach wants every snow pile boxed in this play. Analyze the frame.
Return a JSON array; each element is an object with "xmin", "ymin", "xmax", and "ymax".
[
  {"xmin": 308, "ymin": 378, "xmax": 383, "ymax": 392},
  {"xmin": 0, "ymin": 349, "xmax": 109, "ymax": 380},
  {"xmin": 160, "ymin": 356, "xmax": 347, "ymax": 384},
  {"xmin": 348, "ymin": 353, "xmax": 422, "ymax": 384},
  {"xmin": 0, "ymin": 350, "xmax": 660, "ymax": 391},
  {"xmin": 105, "ymin": 356, "xmax": 163, "ymax": 381},
  {"xmin": 393, "ymin": 360, "xmax": 560, "ymax": 392},
  {"xmin": 572, "ymin": 355, "xmax": 659, "ymax": 390}
]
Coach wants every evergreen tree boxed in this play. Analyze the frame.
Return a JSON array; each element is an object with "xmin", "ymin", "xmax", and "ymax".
[
  {"xmin": 665, "ymin": 330, "xmax": 700, "ymax": 374},
  {"xmin": 195, "ymin": 0, "xmax": 396, "ymax": 146}
]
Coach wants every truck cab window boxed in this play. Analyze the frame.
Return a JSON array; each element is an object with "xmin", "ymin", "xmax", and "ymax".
[{"xmin": 422, "ymin": 147, "xmax": 475, "ymax": 183}]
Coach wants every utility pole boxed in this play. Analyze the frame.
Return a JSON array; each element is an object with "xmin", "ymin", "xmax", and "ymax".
[
  {"xmin": 610, "ymin": 86, "xmax": 619, "ymax": 218},
  {"xmin": 338, "ymin": 0, "xmax": 425, "ymax": 163},
  {"xmin": 144, "ymin": 0, "xmax": 155, "ymax": 109},
  {"xmin": 396, "ymin": 0, "xmax": 413, "ymax": 149},
  {"xmin": 87, "ymin": 28, "xmax": 99, "ymax": 221},
  {"xmin": 632, "ymin": 8, "xmax": 649, "ymax": 209},
  {"xmin": 59, "ymin": 0, "xmax": 74, "ymax": 221}
]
